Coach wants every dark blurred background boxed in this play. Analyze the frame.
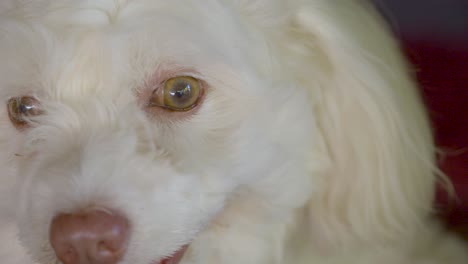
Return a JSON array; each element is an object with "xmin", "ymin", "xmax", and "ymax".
[
  {"xmin": 371, "ymin": 0, "xmax": 468, "ymax": 239},
  {"xmin": 373, "ymin": 0, "xmax": 468, "ymax": 45}
]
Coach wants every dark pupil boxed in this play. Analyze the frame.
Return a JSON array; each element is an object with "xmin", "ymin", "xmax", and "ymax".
[
  {"xmin": 19, "ymin": 103, "xmax": 32, "ymax": 114},
  {"xmin": 169, "ymin": 81, "xmax": 192, "ymax": 104},
  {"xmin": 18, "ymin": 98, "xmax": 35, "ymax": 115}
]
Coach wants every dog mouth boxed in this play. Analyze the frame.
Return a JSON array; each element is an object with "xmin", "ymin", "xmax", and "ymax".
[{"xmin": 155, "ymin": 245, "xmax": 189, "ymax": 264}]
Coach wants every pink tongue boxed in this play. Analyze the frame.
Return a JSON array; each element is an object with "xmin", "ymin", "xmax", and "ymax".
[{"xmin": 159, "ymin": 245, "xmax": 188, "ymax": 264}]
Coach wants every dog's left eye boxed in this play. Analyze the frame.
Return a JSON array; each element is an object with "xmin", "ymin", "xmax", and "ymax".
[
  {"xmin": 149, "ymin": 76, "xmax": 203, "ymax": 111},
  {"xmin": 7, "ymin": 96, "xmax": 42, "ymax": 129}
]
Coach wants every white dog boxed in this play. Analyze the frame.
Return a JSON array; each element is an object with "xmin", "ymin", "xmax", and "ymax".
[{"xmin": 0, "ymin": 1, "xmax": 466, "ymax": 264}]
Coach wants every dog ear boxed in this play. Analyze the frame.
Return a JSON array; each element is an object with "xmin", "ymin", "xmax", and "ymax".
[{"xmin": 285, "ymin": 1, "xmax": 441, "ymax": 246}]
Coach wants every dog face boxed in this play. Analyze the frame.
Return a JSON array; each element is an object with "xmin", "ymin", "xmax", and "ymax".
[
  {"xmin": 3, "ymin": 0, "xmax": 454, "ymax": 263},
  {"xmin": 0, "ymin": 1, "xmax": 316, "ymax": 263}
]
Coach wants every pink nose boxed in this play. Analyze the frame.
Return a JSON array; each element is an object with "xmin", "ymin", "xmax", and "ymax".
[{"xmin": 49, "ymin": 210, "xmax": 130, "ymax": 264}]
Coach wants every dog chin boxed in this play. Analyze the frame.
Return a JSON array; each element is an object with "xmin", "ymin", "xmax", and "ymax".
[{"xmin": 157, "ymin": 245, "xmax": 189, "ymax": 264}]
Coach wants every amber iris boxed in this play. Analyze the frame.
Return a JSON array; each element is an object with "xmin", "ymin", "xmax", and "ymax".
[{"xmin": 150, "ymin": 76, "xmax": 202, "ymax": 111}]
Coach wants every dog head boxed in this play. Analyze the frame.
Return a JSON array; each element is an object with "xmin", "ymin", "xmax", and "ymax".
[
  {"xmin": 0, "ymin": 1, "xmax": 318, "ymax": 263},
  {"xmin": 0, "ymin": 1, "xmax": 438, "ymax": 264}
]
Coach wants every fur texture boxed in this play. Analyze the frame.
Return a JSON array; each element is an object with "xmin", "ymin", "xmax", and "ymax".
[{"xmin": 0, "ymin": 0, "xmax": 466, "ymax": 263}]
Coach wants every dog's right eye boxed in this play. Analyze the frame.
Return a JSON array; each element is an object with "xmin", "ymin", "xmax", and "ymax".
[{"xmin": 7, "ymin": 96, "xmax": 42, "ymax": 129}]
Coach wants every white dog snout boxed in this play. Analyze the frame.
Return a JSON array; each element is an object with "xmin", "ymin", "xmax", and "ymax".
[{"xmin": 49, "ymin": 210, "xmax": 130, "ymax": 264}]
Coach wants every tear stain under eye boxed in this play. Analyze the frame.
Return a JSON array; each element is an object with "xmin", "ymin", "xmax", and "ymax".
[{"xmin": 147, "ymin": 83, "xmax": 166, "ymax": 108}]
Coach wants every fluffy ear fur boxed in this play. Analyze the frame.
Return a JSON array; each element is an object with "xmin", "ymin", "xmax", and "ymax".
[{"xmin": 283, "ymin": 1, "xmax": 439, "ymax": 246}]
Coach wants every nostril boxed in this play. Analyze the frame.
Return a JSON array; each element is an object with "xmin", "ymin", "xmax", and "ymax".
[
  {"xmin": 49, "ymin": 210, "xmax": 130, "ymax": 264},
  {"xmin": 58, "ymin": 246, "xmax": 78, "ymax": 264},
  {"xmin": 95, "ymin": 239, "xmax": 123, "ymax": 260}
]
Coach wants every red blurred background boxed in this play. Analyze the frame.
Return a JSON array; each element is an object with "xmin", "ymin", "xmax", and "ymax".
[{"xmin": 372, "ymin": 0, "xmax": 468, "ymax": 239}]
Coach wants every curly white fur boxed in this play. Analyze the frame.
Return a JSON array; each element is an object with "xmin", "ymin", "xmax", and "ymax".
[{"xmin": 0, "ymin": 0, "xmax": 466, "ymax": 263}]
